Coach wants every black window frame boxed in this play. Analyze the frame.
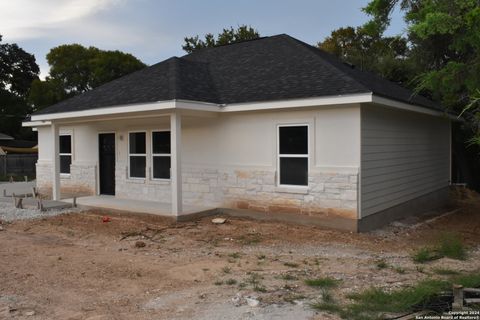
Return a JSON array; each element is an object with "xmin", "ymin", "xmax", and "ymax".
[
  {"xmin": 151, "ymin": 131, "xmax": 171, "ymax": 180},
  {"xmin": 277, "ymin": 124, "xmax": 309, "ymax": 187},
  {"xmin": 59, "ymin": 134, "xmax": 72, "ymax": 175},
  {"xmin": 128, "ymin": 131, "xmax": 147, "ymax": 179}
]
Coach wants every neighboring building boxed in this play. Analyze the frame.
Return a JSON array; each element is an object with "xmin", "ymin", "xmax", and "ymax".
[{"xmin": 23, "ymin": 34, "xmax": 453, "ymax": 231}]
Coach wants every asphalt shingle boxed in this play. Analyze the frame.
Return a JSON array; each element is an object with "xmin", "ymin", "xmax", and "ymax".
[{"xmin": 34, "ymin": 34, "xmax": 442, "ymax": 115}]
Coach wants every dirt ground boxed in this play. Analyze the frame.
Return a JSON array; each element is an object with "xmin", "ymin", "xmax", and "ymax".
[{"xmin": 1, "ymin": 190, "xmax": 479, "ymax": 320}]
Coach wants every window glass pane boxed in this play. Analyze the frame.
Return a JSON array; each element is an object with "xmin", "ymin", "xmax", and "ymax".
[
  {"xmin": 279, "ymin": 126, "xmax": 308, "ymax": 155},
  {"xmin": 129, "ymin": 132, "xmax": 146, "ymax": 154},
  {"xmin": 130, "ymin": 156, "xmax": 146, "ymax": 178},
  {"xmin": 280, "ymin": 157, "xmax": 308, "ymax": 186},
  {"xmin": 59, "ymin": 135, "xmax": 71, "ymax": 154},
  {"xmin": 153, "ymin": 156, "xmax": 170, "ymax": 179},
  {"xmin": 152, "ymin": 131, "xmax": 170, "ymax": 154},
  {"xmin": 60, "ymin": 155, "xmax": 71, "ymax": 174}
]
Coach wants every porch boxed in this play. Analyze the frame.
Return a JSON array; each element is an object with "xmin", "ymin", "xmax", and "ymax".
[{"xmin": 62, "ymin": 195, "xmax": 217, "ymax": 220}]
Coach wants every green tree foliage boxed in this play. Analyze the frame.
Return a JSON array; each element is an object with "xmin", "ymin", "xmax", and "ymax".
[
  {"xmin": 363, "ymin": 0, "xmax": 480, "ymax": 126},
  {"xmin": 182, "ymin": 25, "xmax": 260, "ymax": 53},
  {"xmin": 318, "ymin": 26, "xmax": 412, "ymax": 85},
  {"xmin": 0, "ymin": 35, "xmax": 40, "ymax": 139},
  {"xmin": 29, "ymin": 44, "xmax": 146, "ymax": 109}
]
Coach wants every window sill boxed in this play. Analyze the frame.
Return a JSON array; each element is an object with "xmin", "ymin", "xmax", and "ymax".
[
  {"xmin": 126, "ymin": 178, "xmax": 146, "ymax": 184},
  {"xmin": 275, "ymin": 186, "xmax": 309, "ymax": 194},
  {"xmin": 150, "ymin": 179, "xmax": 170, "ymax": 185},
  {"xmin": 60, "ymin": 174, "xmax": 71, "ymax": 179}
]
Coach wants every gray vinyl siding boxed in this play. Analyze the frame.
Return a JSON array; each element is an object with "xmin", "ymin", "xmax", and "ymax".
[{"xmin": 360, "ymin": 104, "xmax": 451, "ymax": 217}]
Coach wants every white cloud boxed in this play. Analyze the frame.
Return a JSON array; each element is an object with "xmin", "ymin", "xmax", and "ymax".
[{"xmin": 0, "ymin": 0, "xmax": 124, "ymax": 40}]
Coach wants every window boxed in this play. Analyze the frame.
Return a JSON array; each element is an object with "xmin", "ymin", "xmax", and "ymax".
[
  {"xmin": 278, "ymin": 125, "xmax": 308, "ymax": 186},
  {"xmin": 152, "ymin": 131, "xmax": 171, "ymax": 179},
  {"xmin": 59, "ymin": 135, "xmax": 72, "ymax": 174},
  {"xmin": 129, "ymin": 132, "xmax": 146, "ymax": 178}
]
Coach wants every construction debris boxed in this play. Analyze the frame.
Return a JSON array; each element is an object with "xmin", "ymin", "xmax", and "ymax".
[{"xmin": 212, "ymin": 218, "xmax": 227, "ymax": 225}]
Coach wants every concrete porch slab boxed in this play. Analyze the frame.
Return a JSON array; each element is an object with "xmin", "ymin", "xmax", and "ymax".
[{"xmin": 62, "ymin": 195, "xmax": 217, "ymax": 219}]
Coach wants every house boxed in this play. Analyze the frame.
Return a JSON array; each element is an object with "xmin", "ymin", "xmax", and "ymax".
[{"xmin": 23, "ymin": 34, "xmax": 453, "ymax": 231}]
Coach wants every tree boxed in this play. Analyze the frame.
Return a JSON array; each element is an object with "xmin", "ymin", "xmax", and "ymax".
[
  {"xmin": 48, "ymin": 44, "xmax": 146, "ymax": 95},
  {"xmin": 182, "ymin": 25, "xmax": 260, "ymax": 53},
  {"xmin": 318, "ymin": 26, "xmax": 412, "ymax": 85},
  {"xmin": 29, "ymin": 44, "xmax": 146, "ymax": 110},
  {"xmin": 0, "ymin": 35, "xmax": 40, "ymax": 139},
  {"xmin": 361, "ymin": 0, "xmax": 480, "ymax": 188}
]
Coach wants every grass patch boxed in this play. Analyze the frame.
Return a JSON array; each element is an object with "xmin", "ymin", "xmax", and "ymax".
[
  {"xmin": 214, "ymin": 280, "xmax": 223, "ymax": 285},
  {"xmin": 412, "ymin": 247, "xmax": 441, "ymax": 263},
  {"xmin": 305, "ymin": 277, "xmax": 340, "ymax": 289},
  {"xmin": 376, "ymin": 260, "xmax": 388, "ymax": 269},
  {"xmin": 432, "ymin": 268, "xmax": 460, "ymax": 275},
  {"xmin": 437, "ymin": 233, "xmax": 467, "ymax": 260},
  {"xmin": 347, "ymin": 279, "xmax": 448, "ymax": 312},
  {"xmin": 312, "ymin": 272, "xmax": 480, "ymax": 320},
  {"xmin": 257, "ymin": 254, "xmax": 266, "ymax": 260},
  {"xmin": 412, "ymin": 233, "xmax": 467, "ymax": 263},
  {"xmin": 247, "ymin": 272, "xmax": 267, "ymax": 292},
  {"xmin": 228, "ymin": 252, "xmax": 241, "ymax": 259},
  {"xmin": 284, "ymin": 262, "xmax": 299, "ymax": 268},
  {"xmin": 311, "ymin": 301, "xmax": 342, "ymax": 313},
  {"xmin": 225, "ymin": 278, "xmax": 237, "ymax": 285}
]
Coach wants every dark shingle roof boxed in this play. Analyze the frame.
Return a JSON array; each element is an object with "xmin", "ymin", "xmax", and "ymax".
[{"xmin": 34, "ymin": 34, "xmax": 442, "ymax": 115}]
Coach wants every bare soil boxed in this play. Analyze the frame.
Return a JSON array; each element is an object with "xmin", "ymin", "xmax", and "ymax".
[{"xmin": 1, "ymin": 191, "xmax": 479, "ymax": 320}]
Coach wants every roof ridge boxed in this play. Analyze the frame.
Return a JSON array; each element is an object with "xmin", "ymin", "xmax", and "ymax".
[
  {"xmin": 182, "ymin": 34, "xmax": 287, "ymax": 58},
  {"xmin": 280, "ymin": 35, "xmax": 372, "ymax": 94}
]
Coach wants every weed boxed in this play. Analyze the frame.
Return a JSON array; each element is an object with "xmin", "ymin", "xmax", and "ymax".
[
  {"xmin": 416, "ymin": 266, "xmax": 425, "ymax": 273},
  {"xmin": 305, "ymin": 277, "xmax": 340, "ymax": 289},
  {"xmin": 214, "ymin": 280, "xmax": 223, "ymax": 286},
  {"xmin": 394, "ymin": 266, "xmax": 406, "ymax": 274},
  {"xmin": 239, "ymin": 233, "xmax": 262, "ymax": 245},
  {"xmin": 284, "ymin": 262, "xmax": 299, "ymax": 268},
  {"xmin": 257, "ymin": 254, "xmax": 266, "ymax": 260},
  {"xmin": 376, "ymin": 260, "xmax": 388, "ymax": 269},
  {"xmin": 311, "ymin": 301, "xmax": 342, "ymax": 313},
  {"xmin": 412, "ymin": 247, "xmax": 441, "ymax": 263},
  {"xmin": 225, "ymin": 278, "xmax": 237, "ymax": 285},
  {"xmin": 222, "ymin": 266, "xmax": 231, "ymax": 274},
  {"xmin": 321, "ymin": 288, "xmax": 334, "ymax": 303},
  {"xmin": 281, "ymin": 274, "xmax": 298, "ymax": 281},
  {"xmin": 436, "ymin": 233, "xmax": 467, "ymax": 260},
  {"xmin": 228, "ymin": 252, "xmax": 241, "ymax": 259},
  {"xmin": 432, "ymin": 268, "xmax": 459, "ymax": 275},
  {"xmin": 247, "ymin": 272, "xmax": 267, "ymax": 292},
  {"xmin": 346, "ymin": 279, "xmax": 449, "ymax": 314},
  {"xmin": 453, "ymin": 273, "xmax": 480, "ymax": 288},
  {"xmin": 238, "ymin": 282, "xmax": 247, "ymax": 289},
  {"xmin": 412, "ymin": 233, "xmax": 467, "ymax": 263}
]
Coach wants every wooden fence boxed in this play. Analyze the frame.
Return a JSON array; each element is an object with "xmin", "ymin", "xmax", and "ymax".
[{"xmin": 0, "ymin": 154, "xmax": 38, "ymax": 177}]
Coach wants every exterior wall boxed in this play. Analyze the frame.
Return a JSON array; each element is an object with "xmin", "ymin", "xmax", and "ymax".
[
  {"xmin": 360, "ymin": 104, "xmax": 451, "ymax": 217},
  {"xmin": 36, "ymin": 105, "xmax": 361, "ymax": 220}
]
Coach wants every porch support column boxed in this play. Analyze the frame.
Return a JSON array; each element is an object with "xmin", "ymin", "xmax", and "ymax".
[
  {"xmin": 170, "ymin": 112, "xmax": 182, "ymax": 215},
  {"xmin": 51, "ymin": 122, "xmax": 61, "ymax": 201}
]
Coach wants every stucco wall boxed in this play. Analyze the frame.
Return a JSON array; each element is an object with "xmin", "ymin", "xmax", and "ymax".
[
  {"xmin": 360, "ymin": 104, "xmax": 451, "ymax": 217},
  {"xmin": 36, "ymin": 105, "xmax": 361, "ymax": 219}
]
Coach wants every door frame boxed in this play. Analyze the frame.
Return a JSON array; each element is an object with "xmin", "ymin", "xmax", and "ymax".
[{"xmin": 97, "ymin": 131, "xmax": 116, "ymax": 196}]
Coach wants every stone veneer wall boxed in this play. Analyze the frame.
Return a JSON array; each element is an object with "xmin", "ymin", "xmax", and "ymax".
[
  {"xmin": 181, "ymin": 167, "xmax": 358, "ymax": 219},
  {"xmin": 37, "ymin": 161, "xmax": 358, "ymax": 218},
  {"xmin": 36, "ymin": 161, "xmax": 96, "ymax": 198}
]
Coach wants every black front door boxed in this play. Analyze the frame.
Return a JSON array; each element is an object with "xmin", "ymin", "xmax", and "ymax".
[{"xmin": 99, "ymin": 133, "xmax": 115, "ymax": 195}]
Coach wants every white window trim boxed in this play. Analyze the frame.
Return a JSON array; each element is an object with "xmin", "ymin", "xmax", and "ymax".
[
  {"xmin": 276, "ymin": 124, "xmax": 310, "ymax": 188},
  {"xmin": 59, "ymin": 134, "xmax": 72, "ymax": 176},
  {"xmin": 128, "ymin": 131, "xmax": 147, "ymax": 180},
  {"xmin": 151, "ymin": 130, "xmax": 171, "ymax": 181}
]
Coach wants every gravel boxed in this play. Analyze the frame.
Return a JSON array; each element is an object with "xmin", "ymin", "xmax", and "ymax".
[{"xmin": 0, "ymin": 201, "xmax": 80, "ymax": 222}]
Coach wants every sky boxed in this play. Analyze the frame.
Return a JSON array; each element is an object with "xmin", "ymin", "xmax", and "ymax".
[{"xmin": 0, "ymin": 0, "xmax": 406, "ymax": 79}]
